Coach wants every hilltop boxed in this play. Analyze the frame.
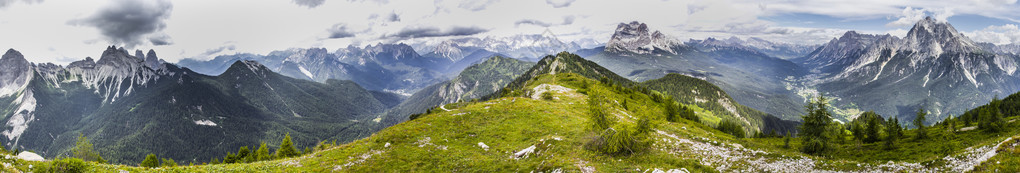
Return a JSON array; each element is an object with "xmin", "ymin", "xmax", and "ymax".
[{"xmin": 1, "ymin": 52, "xmax": 1018, "ymax": 172}]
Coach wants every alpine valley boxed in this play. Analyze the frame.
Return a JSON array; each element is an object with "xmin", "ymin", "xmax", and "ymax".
[{"xmin": 2, "ymin": 2, "xmax": 1020, "ymax": 172}]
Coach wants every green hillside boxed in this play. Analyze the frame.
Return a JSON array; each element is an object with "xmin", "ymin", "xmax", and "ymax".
[
  {"xmin": 2, "ymin": 53, "xmax": 1018, "ymax": 172},
  {"xmin": 642, "ymin": 73, "xmax": 799, "ymax": 136},
  {"xmin": 6, "ymin": 70, "xmax": 1018, "ymax": 172},
  {"xmin": 0, "ymin": 59, "xmax": 393, "ymax": 164},
  {"xmin": 383, "ymin": 56, "xmax": 534, "ymax": 125}
]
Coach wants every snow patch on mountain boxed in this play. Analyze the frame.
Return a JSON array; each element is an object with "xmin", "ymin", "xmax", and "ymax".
[
  {"xmin": 2, "ymin": 89, "xmax": 36, "ymax": 144},
  {"xmin": 431, "ymin": 41, "xmax": 464, "ymax": 62},
  {"xmin": 298, "ymin": 66, "xmax": 314, "ymax": 79},
  {"xmin": 993, "ymin": 55, "xmax": 1017, "ymax": 75},
  {"xmin": 194, "ymin": 120, "xmax": 217, "ymax": 126},
  {"xmin": 59, "ymin": 46, "xmax": 167, "ymax": 103}
]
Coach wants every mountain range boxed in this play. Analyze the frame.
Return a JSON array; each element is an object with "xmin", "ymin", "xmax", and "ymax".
[
  {"xmin": 4, "ymin": 16, "xmax": 1020, "ymax": 168},
  {"xmin": 382, "ymin": 56, "xmax": 534, "ymax": 126},
  {"xmin": 0, "ymin": 47, "xmax": 398, "ymax": 163},
  {"xmin": 795, "ymin": 16, "xmax": 1020, "ymax": 122},
  {"xmin": 587, "ymin": 21, "xmax": 810, "ymax": 121}
]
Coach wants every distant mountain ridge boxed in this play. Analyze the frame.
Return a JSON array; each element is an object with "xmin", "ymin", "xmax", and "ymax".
[
  {"xmin": 796, "ymin": 16, "xmax": 1020, "ymax": 122},
  {"xmin": 487, "ymin": 52, "xmax": 797, "ymax": 134},
  {"xmin": 383, "ymin": 56, "xmax": 534, "ymax": 125},
  {"xmin": 410, "ymin": 30, "xmax": 591, "ymax": 61},
  {"xmin": 0, "ymin": 47, "xmax": 395, "ymax": 164},
  {"xmin": 604, "ymin": 21, "xmax": 683, "ymax": 55},
  {"xmin": 179, "ymin": 44, "xmax": 450, "ymax": 95},
  {"xmin": 690, "ymin": 36, "xmax": 817, "ymax": 60},
  {"xmin": 588, "ymin": 21, "xmax": 808, "ymax": 120}
]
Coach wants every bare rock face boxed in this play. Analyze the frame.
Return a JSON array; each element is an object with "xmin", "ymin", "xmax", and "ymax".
[
  {"xmin": 797, "ymin": 17, "xmax": 1020, "ymax": 120},
  {"xmin": 145, "ymin": 49, "xmax": 161, "ymax": 69},
  {"xmin": 605, "ymin": 21, "xmax": 681, "ymax": 55},
  {"xmin": 0, "ymin": 49, "xmax": 33, "ymax": 97}
]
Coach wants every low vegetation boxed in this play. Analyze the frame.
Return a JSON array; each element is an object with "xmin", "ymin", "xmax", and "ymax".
[{"xmin": 1, "ymin": 54, "xmax": 1018, "ymax": 171}]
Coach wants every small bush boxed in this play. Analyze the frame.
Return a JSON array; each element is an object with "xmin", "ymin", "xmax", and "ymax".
[
  {"xmin": 586, "ymin": 128, "xmax": 639, "ymax": 155},
  {"xmin": 161, "ymin": 158, "xmax": 177, "ymax": 167},
  {"xmin": 49, "ymin": 158, "xmax": 87, "ymax": 173},
  {"xmin": 801, "ymin": 138, "xmax": 827, "ymax": 154},
  {"xmin": 140, "ymin": 154, "xmax": 159, "ymax": 168},
  {"xmin": 541, "ymin": 92, "xmax": 554, "ymax": 100}
]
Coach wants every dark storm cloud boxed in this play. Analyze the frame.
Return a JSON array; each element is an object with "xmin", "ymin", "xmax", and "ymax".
[
  {"xmin": 386, "ymin": 26, "xmax": 488, "ymax": 39},
  {"xmin": 70, "ymin": 0, "xmax": 173, "ymax": 47},
  {"xmin": 149, "ymin": 34, "xmax": 172, "ymax": 45},
  {"xmin": 292, "ymin": 0, "xmax": 325, "ymax": 8},
  {"xmin": 327, "ymin": 24, "xmax": 356, "ymax": 39}
]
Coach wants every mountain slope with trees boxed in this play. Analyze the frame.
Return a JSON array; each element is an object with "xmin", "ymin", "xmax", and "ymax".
[
  {"xmin": 0, "ymin": 47, "xmax": 395, "ymax": 164},
  {"xmin": 5, "ymin": 52, "xmax": 1018, "ymax": 172}
]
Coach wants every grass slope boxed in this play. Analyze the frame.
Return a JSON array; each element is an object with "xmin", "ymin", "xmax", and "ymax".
[{"xmin": 4, "ymin": 73, "xmax": 1020, "ymax": 172}]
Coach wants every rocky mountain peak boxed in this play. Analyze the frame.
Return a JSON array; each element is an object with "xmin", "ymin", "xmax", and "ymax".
[
  {"xmin": 225, "ymin": 60, "xmax": 272, "ymax": 78},
  {"xmin": 366, "ymin": 43, "xmax": 420, "ymax": 61},
  {"xmin": 903, "ymin": 16, "xmax": 979, "ymax": 55},
  {"xmin": 135, "ymin": 50, "xmax": 145, "ymax": 60},
  {"xmin": 145, "ymin": 49, "xmax": 160, "ymax": 69},
  {"xmin": 605, "ymin": 21, "xmax": 682, "ymax": 55},
  {"xmin": 0, "ymin": 49, "xmax": 34, "ymax": 97},
  {"xmin": 2, "ymin": 49, "xmax": 29, "ymax": 65},
  {"xmin": 97, "ymin": 46, "xmax": 144, "ymax": 68},
  {"xmin": 67, "ymin": 57, "xmax": 96, "ymax": 69},
  {"xmin": 432, "ymin": 41, "xmax": 464, "ymax": 61}
]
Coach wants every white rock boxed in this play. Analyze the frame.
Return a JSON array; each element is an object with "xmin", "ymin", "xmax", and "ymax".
[
  {"xmin": 478, "ymin": 142, "xmax": 489, "ymax": 151},
  {"xmin": 513, "ymin": 145, "xmax": 536, "ymax": 159},
  {"xmin": 17, "ymin": 151, "xmax": 43, "ymax": 161}
]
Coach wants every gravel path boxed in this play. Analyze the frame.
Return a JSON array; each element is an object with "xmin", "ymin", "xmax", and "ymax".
[{"xmin": 654, "ymin": 130, "xmax": 1017, "ymax": 172}]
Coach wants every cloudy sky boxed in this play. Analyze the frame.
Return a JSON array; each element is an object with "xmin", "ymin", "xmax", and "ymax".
[{"xmin": 2, "ymin": 0, "xmax": 1020, "ymax": 65}]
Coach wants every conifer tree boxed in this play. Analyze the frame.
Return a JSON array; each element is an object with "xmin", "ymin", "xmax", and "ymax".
[
  {"xmin": 140, "ymin": 154, "xmax": 159, "ymax": 168},
  {"xmin": 664, "ymin": 101, "xmax": 679, "ymax": 122},
  {"xmin": 799, "ymin": 96, "xmax": 832, "ymax": 155},
  {"xmin": 587, "ymin": 88, "xmax": 611, "ymax": 130},
  {"xmin": 223, "ymin": 152, "xmax": 236, "ymax": 164},
  {"xmin": 864, "ymin": 112, "xmax": 882, "ymax": 143},
  {"xmin": 948, "ymin": 114, "xmax": 957, "ymax": 133},
  {"xmin": 161, "ymin": 158, "xmax": 177, "ymax": 167},
  {"xmin": 256, "ymin": 142, "xmax": 271, "ymax": 161},
  {"xmin": 851, "ymin": 121, "xmax": 865, "ymax": 149},
  {"xmin": 237, "ymin": 146, "xmax": 251, "ymax": 163},
  {"xmin": 884, "ymin": 117, "xmax": 900, "ymax": 149},
  {"xmin": 914, "ymin": 108, "xmax": 928, "ymax": 139},
  {"xmin": 277, "ymin": 133, "xmax": 299, "ymax": 158},
  {"xmin": 783, "ymin": 131, "xmax": 791, "ymax": 149},
  {"xmin": 71, "ymin": 134, "xmax": 101, "ymax": 162}
]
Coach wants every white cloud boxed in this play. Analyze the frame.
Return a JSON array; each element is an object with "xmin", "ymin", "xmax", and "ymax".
[
  {"xmin": 886, "ymin": 7, "xmax": 956, "ymax": 27},
  {"xmin": 0, "ymin": 0, "xmax": 43, "ymax": 9},
  {"xmin": 4, "ymin": 0, "xmax": 1020, "ymax": 65},
  {"xmin": 886, "ymin": 7, "xmax": 927, "ymax": 27},
  {"xmin": 545, "ymin": 0, "xmax": 575, "ymax": 8},
  {"xmin": 966, "ymin": 24, "xmax": 1020, "ymax": 45},
  {"xmin": 458, "ymin": 0, "xmax": 498, "ymax": 11}
]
